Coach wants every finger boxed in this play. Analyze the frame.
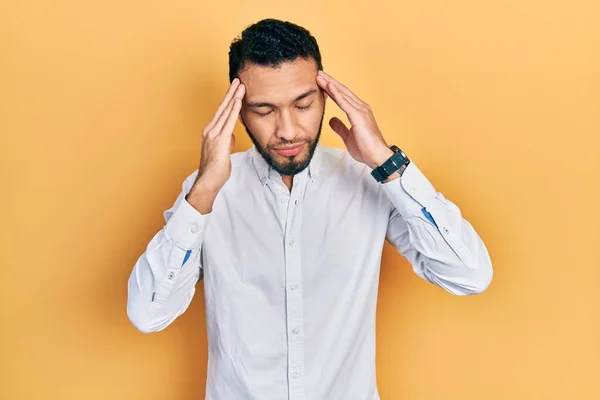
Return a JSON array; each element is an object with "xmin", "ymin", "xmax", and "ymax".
[
  {"xmin": 329, "ymin": 117, "xmax": 350, "ymax": 141},
  {"xmin": 319, "ymin": 71, "xmax": 363, "ymax": 104},
  {"xmin": 318, "ymin": 75, "xmax": 358, "ymax": 116},
  {"xmin": 319, "ymin": 71, "xmax": 365, "ymax": 108},
  {"xmin": 208, "ymin": 79, "xmax": 240, "ymax": 131},
  {"xmin": 221, "ymin": 96, "xmax": 243, "ymax": 139},
  {"xmin": 213, "ymin": 84, "xmax": 245, "ymax": 135},
  {"xmin": 318, "ymin": 74, "xmax": 363, "ymax": 110},
  {"xmin": 205, "ymin": 79, "xmax": 241, "ymax": 133}
]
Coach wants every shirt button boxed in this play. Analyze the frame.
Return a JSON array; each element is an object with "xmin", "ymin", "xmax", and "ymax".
[
  {"xmin": 167, "ymin": 272, "xmax": 175, "ymax": 280},
  {"xmin": 292, "ymin": 372, "xmax": 299, "ymax": 379},
  {"xmin": 190, "ymin": 226, "xmax": 199, "ymax": 234},
  {"xmin": 289, "ymin": 239, "xmax": 295, "ymax": 247},
  {"xmin": 292, "ymin": 328, "xmax": 300, "ymax": 335},
  {"xmin": 281, "ymin": 197, "xmax": 288, "ymax": 204},
  {"xmin": 442, "ymin": 227, "xmax": 450, "ymax": 234},
  {"xmin": 290, "ymin": 284, "xmax": 298, "ymax": 291}
]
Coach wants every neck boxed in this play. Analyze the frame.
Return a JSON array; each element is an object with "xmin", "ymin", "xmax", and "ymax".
[{"xmin": 282, "ymin": 175, "xmax": 294, "ymax": 191}]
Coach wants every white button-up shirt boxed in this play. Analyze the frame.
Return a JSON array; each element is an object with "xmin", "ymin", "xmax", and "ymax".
[{"xmin": 127, "ymin": 144, "xmax": 493, "ymax": 400}]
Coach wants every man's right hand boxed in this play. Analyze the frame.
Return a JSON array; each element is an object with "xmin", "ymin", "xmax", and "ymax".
[{"xmin": 186, "ymin": 78, "xmax": 246, "ymax": 213}]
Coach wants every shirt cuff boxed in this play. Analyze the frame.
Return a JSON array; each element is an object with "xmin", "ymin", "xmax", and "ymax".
[
  {"xmin": 164, "ymin": 198, "xmax": 207, "ymax": 250},
  {"xmin": 381, "ymin": 162, "xmax": 437, "ymax": 218}
]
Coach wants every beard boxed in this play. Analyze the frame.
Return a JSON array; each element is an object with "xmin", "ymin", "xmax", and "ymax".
[{"xmin": 241, "ymin": 115, "xmax": 324, "ymax": 176}]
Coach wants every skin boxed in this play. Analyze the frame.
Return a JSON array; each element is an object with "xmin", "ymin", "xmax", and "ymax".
[
  {"xmin": 238, "ymin": 58, "xmax": 326, "ymax": 190},
  {"xmin": 186, "ymin": 57, "xmax": 398, "ymax": 213}
]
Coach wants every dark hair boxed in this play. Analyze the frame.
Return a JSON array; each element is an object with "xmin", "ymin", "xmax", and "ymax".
[{"xmin": 228, "ymin": 18, "xmax": 323, "ymax": 82}]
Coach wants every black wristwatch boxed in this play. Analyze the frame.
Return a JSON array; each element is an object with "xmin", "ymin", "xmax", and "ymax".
[{"xmin": 371, "ymin": 145, "xmax": 410, "ymax": 183}]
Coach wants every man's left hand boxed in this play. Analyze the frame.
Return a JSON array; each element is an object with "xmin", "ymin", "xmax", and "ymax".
[{"xmin": 316, "ymin": 70, "xmax": 394, "ymax": 170}]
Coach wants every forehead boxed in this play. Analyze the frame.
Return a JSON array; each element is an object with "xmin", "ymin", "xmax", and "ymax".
[{"xmin": 239, "ymin": 58, "xmax": 319, "ymax": 104}]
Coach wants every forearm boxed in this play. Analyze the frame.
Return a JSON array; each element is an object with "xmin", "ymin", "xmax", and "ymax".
[
  {"xmin": 127, "ymin": 175, "xmax": 209, "ymax": 332},
  {"xmin": 384, "ymin": 162, "xmax": 493, "ymax": 295},
  {"xmin": 186, "ymin": 177, "xmax": 220, "ymax": 214},
  {"xmin": 127, "ymin": 235, "xmax": 202, "ymax": 332}
]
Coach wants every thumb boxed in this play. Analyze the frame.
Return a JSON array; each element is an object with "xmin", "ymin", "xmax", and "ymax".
[{"xmin": 329, "ymin": 117, "xmax": 350, "ymax": 141}]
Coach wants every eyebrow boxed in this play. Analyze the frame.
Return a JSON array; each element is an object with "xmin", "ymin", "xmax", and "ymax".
[{"xmin": 246, "ymin": 88, "xmax": 318, "ymax": 108}]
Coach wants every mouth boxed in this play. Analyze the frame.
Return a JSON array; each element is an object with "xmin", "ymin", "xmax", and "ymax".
[{"xmin": 273, "ymin": 143, "xmax": 306, "ymax": 157}]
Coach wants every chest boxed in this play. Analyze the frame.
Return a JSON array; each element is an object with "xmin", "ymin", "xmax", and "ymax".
[{"xmin": 201, "ymin": 176, "xmax": 390, "ymax": 288}]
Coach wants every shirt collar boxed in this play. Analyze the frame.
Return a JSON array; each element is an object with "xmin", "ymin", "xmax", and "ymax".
[{"xmin": 251, "ymin": 143, "xmax": 322, "ymax": 186}]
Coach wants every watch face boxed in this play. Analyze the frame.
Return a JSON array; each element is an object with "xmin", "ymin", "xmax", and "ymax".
[
  {"xmin": 390, "ymin": 145, "xmax": 409, "ymax": 160},
  {"xmin": 390, "ymin": 145, "xmax": 409, "ymax": 163}
]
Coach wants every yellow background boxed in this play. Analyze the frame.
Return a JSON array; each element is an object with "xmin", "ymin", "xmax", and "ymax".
[{"xmin": 2, "ymin": 0, "xmax": 599, "ymax": 399}]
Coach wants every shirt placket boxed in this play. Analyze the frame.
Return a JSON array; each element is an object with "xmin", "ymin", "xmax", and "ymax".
[{"xmin": 283, "ymin": 179, "xmax": 307, "ymax": 400}]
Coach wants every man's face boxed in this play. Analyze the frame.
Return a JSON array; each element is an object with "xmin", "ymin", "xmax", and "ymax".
[{"xmin": 238, "ymin": 58, "xmax": 325, "ymax": 176}]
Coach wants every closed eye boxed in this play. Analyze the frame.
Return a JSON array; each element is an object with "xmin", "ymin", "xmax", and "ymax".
[
  {"xmin": 255, "ymin": 110, "xmax": 273, "ymax": 117},
  {"xmin": 255, "ymin": 104, "xmax": 311, "ymax": 117},
  {"xmin": 297, "ymin": 104, "xmax": 312, "ymax": 111}
]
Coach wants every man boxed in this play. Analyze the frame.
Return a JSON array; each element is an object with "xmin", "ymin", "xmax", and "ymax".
[{"xmin": 127, "ymin": 18, "xmax": 493, "ymax": 400}]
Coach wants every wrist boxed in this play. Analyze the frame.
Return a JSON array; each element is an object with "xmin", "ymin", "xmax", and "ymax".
[
  {"xmin": 187, "ymin": 179, "xmax": 221, "ymax": 214},
  {"xmin": 370, "ymin": 144, "xmax": 410, "ymax": 183},
  {"xmin": 192, "ymin": 175, "xmax": 223, "ymax": 194},
  {"xmin": 367, "ymin": 147, "xmax": 394, "ymax": 170},
  {"xmin": 383, "ymin": 171, "xmax": 401, "ymax": 183}
]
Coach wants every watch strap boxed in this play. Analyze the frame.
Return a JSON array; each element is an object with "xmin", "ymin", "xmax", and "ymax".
[{"xmin": 371, "ymin": 145, "xmax": 410, "ymax": 183}]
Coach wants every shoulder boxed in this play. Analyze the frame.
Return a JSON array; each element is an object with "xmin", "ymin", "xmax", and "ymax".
[
  {"xmin": 317, "ymin": 145, "xmax": 379, "ymax": 189},
  {"xmin": 317, "ymin": 145, "xmax": 392, "ymax": 211},
  {"xmin": 178, "ymin": 149, "xmax": 252, "ymax": 194},
  {"xmin": 231, "ymin": 149, "xmax": 251, "ymax": 165}
]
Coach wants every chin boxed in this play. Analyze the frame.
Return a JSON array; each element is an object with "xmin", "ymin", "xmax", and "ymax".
[{"xmin": 269, "ymin": 147, "xmax": 312, "ymax": 176}]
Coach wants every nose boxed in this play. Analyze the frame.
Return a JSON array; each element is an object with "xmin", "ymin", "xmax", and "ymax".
[{"xmin": 275, "ymin": 109, "xmax": 297, "ymax": 141}]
